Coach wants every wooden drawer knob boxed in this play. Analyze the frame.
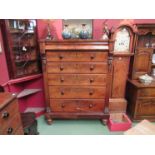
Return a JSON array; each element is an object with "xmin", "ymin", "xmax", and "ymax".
[
  {"xmin": 60, "ymin": 90, "xmax": 64, "ymax": 95},
  {"xmin": 90, "ymin": 54, "xmax": 95, "ymax": 60},
  {"xmin": 60, "ymin": 66, "xmax": 64, "ymax": 71},
  {"xmin": 7, "ymin": 127, "xmax": 13, "ymax": 135},
  {"xmin": 59, "ymin": 55, "xmax": 64, "ymax": 60},
  {"xmin": 89, "ymin": 104, "xmax": 93, "ymax": 108},
  {"xmin": 2, "ymin": 111, "xmax": 9, "ymax": 119},
  {"xmin": 60, "ymin": 77, "xmax": 64, "ymax": 83},
  {"xmin": 90, "ymin": 78, "xmax": 94, "ymax": 83},
  {"xmin": 90, "ymin": 65, "xmax": 94, "ymax": 71},
  {"xmin": 61, "ymin": 104, "xmax": 65, "ymax": 108},
  {"xmin": 89, "ymin": 90, "xmax": 94, "ymax": 95}
]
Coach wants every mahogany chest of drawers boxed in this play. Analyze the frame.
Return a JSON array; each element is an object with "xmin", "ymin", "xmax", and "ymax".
[
  {"xmin": 126, "ymin": 79, "xmax": 155, "ymax": 121},
  {"xmin": 40, "ymin": 40, "xmax": 110, "ymax": 124},
  {"xmin": 0, "ymin": 93, "xmax": 24, "ymax": 135}
]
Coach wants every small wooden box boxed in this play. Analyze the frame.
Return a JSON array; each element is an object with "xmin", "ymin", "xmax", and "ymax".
[{"xmin": 108, "ymin": 113, "xmax": 132, "ymax": 131}]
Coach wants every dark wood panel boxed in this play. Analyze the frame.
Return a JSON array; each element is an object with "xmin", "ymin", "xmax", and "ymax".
[
  {"xmin": 138, "ymin": 88, "xmax": 155, "ymax": 97},
  {"xmin": 50, "ymin": 99, "xmax": 105, "ymax": 112},
  {"xmin": 0, "ymin": 99, "xmax": 18, "ymax": 128},
  {"xmin": 47, "ymin": 62, "xmax": 108, "ymax": 74},
  {"xmin": 136, "ymin": 98, "xmax": 155, "ymax": 116},
  {"xmin": 0, "ymin": 113, "xmax": 22, "ymax": 135},
  {"xmin": 49, "ymin": 86, "xmax": 106, "ymax": 99},
  {"xmin": 48, "ymin": 74, "xmax": 107, "ymax": 86}
]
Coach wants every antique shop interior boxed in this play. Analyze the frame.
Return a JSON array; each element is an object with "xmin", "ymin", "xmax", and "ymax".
[{"xmin": 1, "ymin": 19, "xmax": 155, "ymax": 135}]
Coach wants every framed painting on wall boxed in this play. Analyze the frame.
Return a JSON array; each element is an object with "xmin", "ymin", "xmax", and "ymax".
[{"xmin": 62, "ymin": 19, "xmax": 93, "ymax": 39}]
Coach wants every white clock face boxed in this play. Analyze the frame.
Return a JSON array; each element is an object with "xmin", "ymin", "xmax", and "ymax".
[{"xmin": 114, "ymin": 28, "xmax": 130, "ymax": 52}]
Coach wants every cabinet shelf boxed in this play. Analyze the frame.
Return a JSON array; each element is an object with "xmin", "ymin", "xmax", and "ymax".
[{"xmin": 17, "ymin": 88, "xmax": 42, "ymax": 98}]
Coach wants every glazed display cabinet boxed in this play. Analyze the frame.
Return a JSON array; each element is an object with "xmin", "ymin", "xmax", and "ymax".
[{"xmin": 0, "ymin": 19, "xmax": 41, "ymax": 79}]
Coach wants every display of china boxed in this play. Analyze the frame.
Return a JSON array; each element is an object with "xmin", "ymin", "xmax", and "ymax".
[
  {"xmin": 145, "ymin": 42, "xmax": 150, "ymax": 48},
  {"xmin": 79, "ymin": 24, "xmax": 89, "ymax": 39},
  {"xmin": 62, "ymin": 24, "xmax": 71, "ymax": 39},
  {"xmin": 139, "ymin": 74, "xmax": 153, "ymax": 84}
]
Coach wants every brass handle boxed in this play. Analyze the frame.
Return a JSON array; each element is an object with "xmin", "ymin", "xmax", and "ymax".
[
  {"xmin": 89, "ymin": 104, "xmax": 93, "ymax": 108},
  {"xmin": 61, "ymin": 90, "xmax": 64, "ymax": 95},
  {"xmin": 90, "ymin": 65, "xmax": 94, "ymax": 71},
  {"xmin": 61, "ymin": 104, "xmax": 65, "ymax": 108},
  {"xmin": 89, "ymin": 90, "xmax": 94, "ymax": 95},
  {"xmin": 60, "ymin": 77, "xmax": 64, "ymax": 83},
  {"xmin": 2, "ymin": 111, "xmax": 9, "ymax": 119},
  {"xmin": 59, "ymin": 55, "xmax": 64, "ymax": 60},
  {"xmin": 7, "ymin": 127, "xmax": 13, "ymax": 134},
  {"xmin": 76, "ymin": 107, "xmax": 81, "ymax": 110},
  {"xmin": 90, "ymin": 78, "xmax": 94, "ymax": 83},
  {"xmin": 60, "ymin": 66, "xmax": 64, "ymax": 71}
]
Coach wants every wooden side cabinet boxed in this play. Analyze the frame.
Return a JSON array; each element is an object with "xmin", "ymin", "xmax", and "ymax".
[
  {"xmin": 0, "ymin": 93, "xmax": 24, "ymax": 135},
  {"xmin": 126, "ymin": 79, "xmax": 155, "ymax": 121}
]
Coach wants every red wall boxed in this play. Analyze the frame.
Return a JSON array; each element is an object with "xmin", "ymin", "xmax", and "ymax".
[
  {"xmin": 0, "ymin": 27, "xmax": 9, "ymax": 85},
  {"xmin": 37, "ymin": 19, "xmax": 155, "ymax": 40}
]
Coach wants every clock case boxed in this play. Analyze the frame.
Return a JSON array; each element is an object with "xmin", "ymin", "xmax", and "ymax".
[{"xmin": 109, "ymin": 23, "xmax": 136, "ymax": 113}]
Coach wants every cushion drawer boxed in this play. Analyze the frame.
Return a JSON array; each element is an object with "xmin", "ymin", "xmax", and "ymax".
[
  {"xmin": 47, "ymin": 62, "xmax": 108, "ymax": 74},
  {"xmin": 49, "ymin": 86, "xmax": 106, "ymax": 99},
  {"xmin": 138, "ymin": 88, "xmax": 155, "ymax": 97},
  {"xmin": 0, "ymin": 113, "xmax": 22, "ymax": 135},
  {"xmin": 48, "ymin": 74, "xmax": 107, "ymax": 86},
  {"xmin": 46, "ymin": 51, "xmax": 108, "ymax": 62},
  {"xmin": 0, "ymin": 99, "xmax": 18, "ymax": 128},
  {"xmin": 136, "ymin": 98, "xmax": 155, "ymax": 116},
  {"xmin": 50, "ymin": 99, "xmax": 105, "ymax": 112}
]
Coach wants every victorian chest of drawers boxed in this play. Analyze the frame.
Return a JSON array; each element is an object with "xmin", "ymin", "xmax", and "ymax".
[
  {"xmin": 0, "ymin": 93, "xmax": 24, "ymax": 135},
  {"xmin": 126, "ymin": 79, "xmax": 155, "ymax": 121},
  {"xmin": 40, "ymin": 40, "xmax": 110, "ymax": 124}
]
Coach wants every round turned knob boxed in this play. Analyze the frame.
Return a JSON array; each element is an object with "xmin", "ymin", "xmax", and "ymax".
[
  {"xmin": 90, "ymin": 54, "xmax": 95, "ymax": 60},
  {"xmin": 7, "ymin": 127, "xmax": 13, "ymax": 134},
  {"xmin": 59, "ymin": 55, "xmax": 64, "ymax": 60},
  {"xmin": 61, "ymin": 104, "xmax": 65, "ymax": 108},
  {"xmin": 90, "ymin": 78, "xmax": 94, "ymax": 83},
  {"xmin": 60, "ymin": 77, "xmax": 64, "ymax": 83},
  {"xmin": 2, "ymin": 111, "xmax": 9, "ymax": 119},
  {"xmin": 60, "ymin": 66, "xmax": 64, "ymax": 71},
  {"xmin": 89, "ymin": 104, "xmax": 93, "ymax": 108},
  {"xmin": 90, "ymin": 65, "xmax": 94, "ymax": 71},
  {"xmin": 61, "ymin": 91, "xmax": 64, "ymax": 95},
  {"xmin": 89, "ymin": 90, "xmax": 94, "ymax": 95}
]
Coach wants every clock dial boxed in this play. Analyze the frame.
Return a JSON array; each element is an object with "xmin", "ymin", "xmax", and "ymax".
[{"xmin": 114, "ymin": 28, "xmax": 130, "ymax": 52}]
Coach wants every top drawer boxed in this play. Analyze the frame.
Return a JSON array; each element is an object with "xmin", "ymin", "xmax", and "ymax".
[
  {"xmin": 46, "ymin": 51, "xmax": 108, "ymax": 62},
  {"xmin": 138, "ymin": 88, "xmax": 155, "ymax": 98}
]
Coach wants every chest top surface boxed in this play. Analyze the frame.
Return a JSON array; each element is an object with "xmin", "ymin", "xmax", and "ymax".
[{"xmin": 0, "ymin": 93, "xmax": 17, "ymax": 109}]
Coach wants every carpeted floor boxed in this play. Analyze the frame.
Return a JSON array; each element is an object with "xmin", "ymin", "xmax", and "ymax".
[{"xmin": 37, "ymin": 115, "xmax": 123, "ymax": 135}]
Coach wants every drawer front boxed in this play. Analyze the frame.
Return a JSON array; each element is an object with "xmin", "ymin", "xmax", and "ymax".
[
  {"xmin": 47, "ymin": 62, "xmax": 108, "ymax": 74},
  {"xmin": 49, "ymin": 86, "xmax": 106, "ymax": 99},
  {"xmin": 136, "ymin": 98, "xmax": 155, "ymax": 116},
  {"xmin": 50, "ymin": 99, "xmax": 105, "ymax": 112},
  {"xmin": 138, "ymin": 88, "xmax": 155, "ymax": 97},
  {"xmin": 0, "ymin": 99, "xmax": 18, "ymax": 127},
  {"xmin": 46, "ymin": 51, "xmax": 108, "ymax": 62},
  {"xmin": 0, "ymin": 113, "xmax": 22, "ymax": 135},
  {"xmin": 48, "ymin": 74, "xmax": 107, "ymax": 86}
]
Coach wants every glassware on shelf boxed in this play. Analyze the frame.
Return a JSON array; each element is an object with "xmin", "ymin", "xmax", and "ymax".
[
  {"xmin": 145, "ymin": 42, "xmax": 150, "ymax": 48},
  {"xmin": 79, "ymin": 24, "xmax": 89, "ymax": 39}
]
